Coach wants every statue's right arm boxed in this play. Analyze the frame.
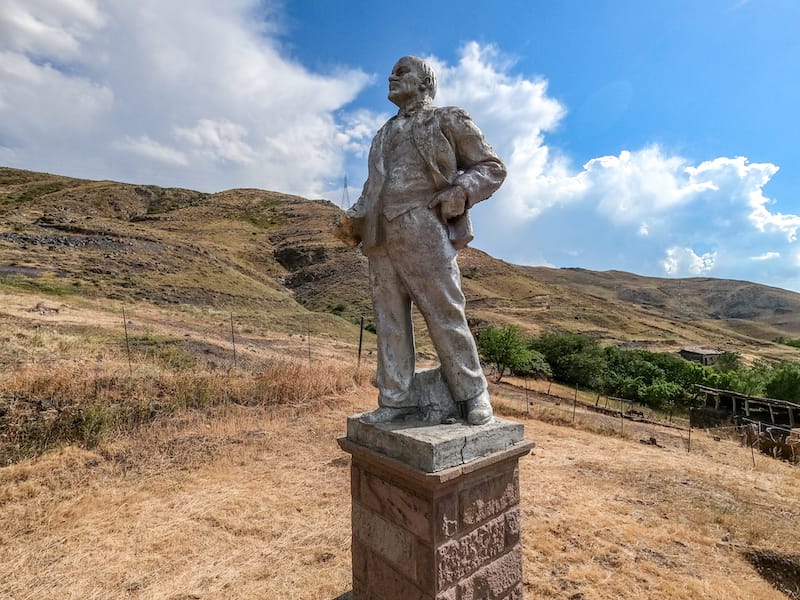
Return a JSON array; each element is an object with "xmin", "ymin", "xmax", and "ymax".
[
  {"xmin": 333, "ymin": 124, "xmax": 384, "ymax": 247},
  {"xmin": 332, "ymin": 211, "xmax": 363, "ymax": 247},
  {"xmin": 333, "ymin": 181, "xmax": 369, "ymax": 247}
]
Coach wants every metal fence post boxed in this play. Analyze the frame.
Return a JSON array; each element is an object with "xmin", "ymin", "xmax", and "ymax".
[
  {"xmin": 357, "ymin": 316, "xmax": 364, "ymax": 369},
  {"xmin": 122, "ymin": 307, "xmax": 132, "ymax": 377}
]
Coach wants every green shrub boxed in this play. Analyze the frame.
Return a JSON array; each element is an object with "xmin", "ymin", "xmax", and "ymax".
[{"xmin": 477, "ymin": 325, "xmax": 538, "ymax": 382}]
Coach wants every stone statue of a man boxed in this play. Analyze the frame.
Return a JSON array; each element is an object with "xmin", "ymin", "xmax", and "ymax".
[{"xmin": 335, "ymin": 55, "xmax": 506, "ymax": 425}]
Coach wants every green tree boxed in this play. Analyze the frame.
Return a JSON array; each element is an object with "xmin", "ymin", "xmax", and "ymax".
[
  {"xmin": 532, "ymin": 332, "xmax": 606, "ymax": 389},
  {"xmin": 604, "ymin": 347, "xmax": 664, "ymax": 385},
  {"xmin": 618, "ymin": 376, "xmax": 646, "ymax": 402},
  {"xmin": 676, "ymin": 359, "xmax": 714, "ymax": 388},
  {"xmin": 513, "ymin": 349, "xmax": 553, "ymax": 380},
  {"xmin": 716, "ymin": 361, "xmax": 768, "ymax": 396},
  {"xmin": 714, "ymin": 351, "xmax": 742, "ymax": 373},
  {"xmin": 477, "ymin": 325, "xmax": 536, "ymax": 383},
  {"xmin": 643, "ymin": 379, "xmax": 684, "ymax": 411},
  {"xmin": 764, "ymin": 361, "xmax": 800, "ymax": 402}
]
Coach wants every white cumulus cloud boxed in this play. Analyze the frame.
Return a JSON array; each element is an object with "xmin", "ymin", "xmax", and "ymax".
[
  {"xmin": 586, "ymin": 148, "xmax": 716, "ymax": 224},
  {"xmin": 175, "ymin": 119, "xmax": 256, "ymax": 165},
  {"xmin": 0, "ymin": 50, "xmax": 113, "ymax": 134},
  {"xmin": 408, "ymin": 46, "xmax": 800, "ymax": 290},
  {"xmin": 0, "ymin": 0, "xmax": 370, "ymax": 195},
  {"xmin": 429, "ymin": 43, "xmax": 568, "ymax": 219},
  {"xmin": 751, "ymin": 252, "xmax": 780, "ymax": 261},
  {"xmin": 336, "ymin": 109, "xmax": 390, "ymax": 157},
  {"xmin": 662, "ymin": 247, "xmax": 716, "ymax": 276},
  {"xmin": 0, "ymin": 0, "xmax": 105, "ymax": 57},
  {"xmin": 345, "ymin": 44, "xmax": 800, "ymax": 290}
]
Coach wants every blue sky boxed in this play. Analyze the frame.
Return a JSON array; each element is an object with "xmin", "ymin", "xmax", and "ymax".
[{"xmin": 1, "ymin": 0, "xmax": 799, "ymax": 290}]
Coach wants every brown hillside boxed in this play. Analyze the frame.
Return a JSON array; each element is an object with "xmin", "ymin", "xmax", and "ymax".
[{"xmin": 2, "ymin": 166, "xmax": 800, "ymax": 363}]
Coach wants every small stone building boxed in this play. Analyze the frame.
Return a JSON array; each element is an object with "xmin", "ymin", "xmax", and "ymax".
[{"xmin": 679, "ymin": 347, "xmax": 723, "ymax": 366}]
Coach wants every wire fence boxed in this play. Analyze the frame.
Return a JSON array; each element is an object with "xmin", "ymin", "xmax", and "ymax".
[
  {"xmin": 1, "ymin": 306, "xmax": 376, "ymax": 373},
  {"xmin": 4, "ymin": 305, "xmax": 798, "ymax": 466},
  {"xmin": 489, "ymin": 374, "xmax": 800, "ymax": 467}
]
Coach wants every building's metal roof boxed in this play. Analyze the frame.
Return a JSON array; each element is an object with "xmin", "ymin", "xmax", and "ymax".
[{"xmin": 681, "ymin": 347, "xmax": 724, "ymax": 356}]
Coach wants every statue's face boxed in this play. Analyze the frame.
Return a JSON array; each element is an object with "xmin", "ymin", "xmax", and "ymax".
[{"xmin": 388, "ymin": 58, "xmax": 425, "ymax": 107}]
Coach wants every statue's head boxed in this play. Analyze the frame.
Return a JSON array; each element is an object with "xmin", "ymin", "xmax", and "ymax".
[{"xmin": 388, "ymin": 55, "xmax": 437, "ymax": 107}]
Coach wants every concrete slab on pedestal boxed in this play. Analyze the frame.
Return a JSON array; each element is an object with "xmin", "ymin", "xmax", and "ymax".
[{"xmin": 346, "ymin": 415, "xmax": 524, "ymax": 473}]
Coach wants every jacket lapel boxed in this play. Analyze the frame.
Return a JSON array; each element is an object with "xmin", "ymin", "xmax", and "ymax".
[{"xmin": 412, "ymin": 109, "xmax": 451, "ymax": 189}]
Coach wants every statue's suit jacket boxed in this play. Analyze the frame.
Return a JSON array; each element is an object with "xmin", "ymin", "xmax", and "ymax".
[{"xmin": 347, "ymin": 105, "xmax": 506, "ymax": 253}]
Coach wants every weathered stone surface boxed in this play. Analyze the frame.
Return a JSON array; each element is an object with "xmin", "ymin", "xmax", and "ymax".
[
  {"xmin": 436, "ymin": 512, "xmax": 509, "ymax": 588},
  {"xmin": 457, "ymin": 545, "xmax": 523, "ymax": 600},
  {"xmin": 435, "ymin": 493, "xmax": 459, "ymax": 541},
  {"xmin": 460, "ymin": 465, "xmax": 519, "ymax": 526},
  {"xmin": 347, "ymin": 415, "xmax": 524, "ymax": 472},
  {"xmin": 360, "ymin": 469, "xmax": 432, "ymax": 541},
  {"xmin": 341, "ymin": 411, "xmax": 532, "ymax": 600},
  {"xmin": 414, "ymin": 539, "xmax": 435, "ymax": 593},
  {"xmin": 352, "ymin": 504, "xmax": 414, "ymax": 579},
  {"xmin": 412, "ymin": 367, "xmax": 457, "ymax": 423},
  {"xmin": 352, "ymin": 538, "xmax": 367, "ymax": 579},
  {"xmin": 436, "ymin": 587, "xmax": 457, "ymax": 600},
  {"xmin": 351, "ymin": 463, "xmax": 361, "ymax": 502},
  {"xmin": 504, "ymin": 508, "xmax": 521, "ymax": 547},
  {"xmin": 353, "ymin": 579, "xmax": 366, "ymax": 600},
  {"xmin": 366, "ymin": 552, "xmax": 426, "ymax": 600},
  {"xmin": 501, "ymin": 582, "xmax": 524, "ymax": 600}
]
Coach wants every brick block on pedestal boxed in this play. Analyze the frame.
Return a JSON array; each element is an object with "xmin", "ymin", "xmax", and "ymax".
[{"xmin": 338, "ymin": 417, "xmax": 534, "ymax": 600}]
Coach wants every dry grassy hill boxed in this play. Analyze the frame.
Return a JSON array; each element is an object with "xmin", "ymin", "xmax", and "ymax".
[
  {"xmin": 3, "ymin": 166, "xmax": 800, "ymax": 366},
  {"xmin": 0, "ymin": 167, "xmax": 360, "ymax": 330}
]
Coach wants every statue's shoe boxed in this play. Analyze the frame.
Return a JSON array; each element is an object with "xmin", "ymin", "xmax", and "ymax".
[
  {"xmin": 466, "ymin": 392, "xmax": 493, "ymax": 426},
  {"xmin": 360, "ymin": 406, "xmax": 417, "ymax": 424}
]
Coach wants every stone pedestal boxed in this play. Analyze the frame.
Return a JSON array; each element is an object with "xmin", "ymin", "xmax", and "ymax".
[{"xmin": 338, "ymin": 416, "xmax": 534, "ymax": 600}]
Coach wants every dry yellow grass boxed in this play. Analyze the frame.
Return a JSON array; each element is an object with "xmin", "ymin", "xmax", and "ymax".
[
  {"xmin": 0, "ymin": 346, "xmax": 371, "ymax": 464},
  {"xmin": 511, "ymin": 413, "xmax": 800, "ymax": 599},
  {"xmin": 0, "ymin": 288, "xmax": 377, "ymax": 461},
  {"xmin": 0, "ymin": 375, "xmax": 371, "ymax": 600},
  {"xmin": 1, "ymin": 368, "xmax": 799, "ymax": 599},
  {"xmin": 0, "ymin": 290, "xmax": 372, "ymax": 368}
]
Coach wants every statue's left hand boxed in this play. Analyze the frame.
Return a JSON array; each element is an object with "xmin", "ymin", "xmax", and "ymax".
[{"xmin": 429, "ymin": 185, "xmax": 467, "ymax": 221}]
